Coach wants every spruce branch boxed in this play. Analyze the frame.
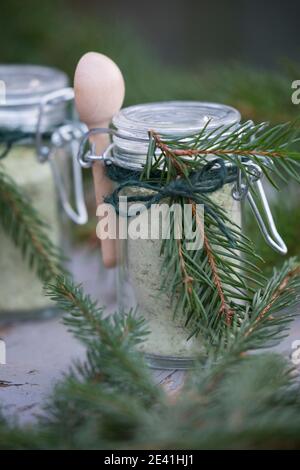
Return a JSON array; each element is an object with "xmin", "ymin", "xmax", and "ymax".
[
  {"xmin": 185, "ymin": 259, "xmax": 300, "ymax": 415},
  {"xmin": 142, "ymin": 122, "xmax": 300, "ymax": 339},
  {"xmin": 1, "ymin": 260, "xmax": 300, "ymax": 449},
  {"xmin": 46, "ymin": 276, "xmax": 160, "ymax": 403},
  {"xmin": 205, "ymin": 258, "xmax": 300, "ymax": 361},
  {"xmin": 149, "ymin": 121, "xmax": 300, "ymax": 186},
  {"xmin": 0, "ymin": 167, "xmax": 64, "ymax": 282},
  {"xmin": 242, "ymin": 259, "xmax": 300, "ymax": 348},
  {"xmin": 191, "ymin": 200, "xmax": 234, "ymax": 325},
  {"xmin": 251, "ymin": 264, "xmax": 300, "ymax": 325},
  {"xmin": 203, "ymin": 229, "xmax": 234, "ymax": 326}
]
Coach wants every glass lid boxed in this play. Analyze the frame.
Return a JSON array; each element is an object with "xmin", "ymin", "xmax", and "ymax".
[
  {"xmin": 0, "ymin": 64, "xmax": 68, "ymax": 106},
  {"xmin": 0, "ymin": 64, "xmax": 69, "ymax": 132},
  {"xmin": 112, "ymin": 101, "xmax": 241, "ymax": 139},
  {"xmin": 112, "ymin": 101, "xmax": 241, "ymax": 170}
]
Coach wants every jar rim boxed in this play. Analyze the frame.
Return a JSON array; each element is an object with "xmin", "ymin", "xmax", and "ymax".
[
  {"xmin": 0, "ymin": 64, "xmax": 68, "ymax": 106},
  {"xmin": 112, "ymin": 101, "xmax": 241, "ymax": 139},
  {"xmin": 0, "ymin": 64, "xmax": 69, "ymax": 133},
  {"xmin": 111, "ymin": 101, "xmax": 241, "ymax": 170}
]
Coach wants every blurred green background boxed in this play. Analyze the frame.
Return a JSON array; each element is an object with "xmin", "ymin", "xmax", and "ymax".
[{"xmin": 0, "ymin": 0, "xmax": 300, "ymax": 272}]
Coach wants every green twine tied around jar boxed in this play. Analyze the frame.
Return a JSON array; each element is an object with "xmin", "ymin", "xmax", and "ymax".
[{"xmin": 104, "ymin": 158, "xmax": 238, "ymax": 246}]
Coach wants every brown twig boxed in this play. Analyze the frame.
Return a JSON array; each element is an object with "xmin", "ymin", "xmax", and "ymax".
[
  {"xmin": 151, "ymin": 132, "xmax": 194, "ymax": 296},
  {"xmin": 151, "ymin": 131, "xmax": 235, "ymax": 325},
  {"xmin": 177, "ymin": 239, "xmax": 193, "ymax": 294},
  {"xmin": 151, "ymin": 130, "xmax": 286, "ymax": 159},
  {"xmin": 191, "ymin": 202, "xmax": 234, "ymax": 325},
  {"xmin": 204, "ymin": 232, "xmax": 234, "ymax": 326},
  {"xmin": 150, "ymin": 131, "xmax": 187, "ymax": 174}
]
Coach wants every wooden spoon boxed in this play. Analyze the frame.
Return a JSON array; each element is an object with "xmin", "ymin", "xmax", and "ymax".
[{"xmin": 74, "ymin": 52, "xmax": 125, "ymax": 268}]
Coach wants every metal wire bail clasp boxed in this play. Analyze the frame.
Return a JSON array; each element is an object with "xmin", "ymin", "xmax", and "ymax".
[
  {"xmin": 35, "ymin": 87, "xmax": 75, "ymax": 161},
  {"xmin": 232, "ymin": 162, "xmax": 287, "ymax": 255},
  {"xmin": 35, "ymin": 88, "xmax": 88, "ymax": 225},
  {"xmin": 77, "ymin": 127, "xmax": 116, "ymax": 168}
]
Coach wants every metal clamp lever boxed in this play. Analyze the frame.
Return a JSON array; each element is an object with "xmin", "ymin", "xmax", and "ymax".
[
  {"xmin": 35, "ymin": 89, "xmax": 88, "ymax": 225},
  {"xmin": 35, "ymin": 87, "xmax": 75, "ymax": 161},
  {"xmin": 247, "ymin": 179, "xmax": 287, "ymax": 255},
  {"xmin": 232, "ymin": 162, "xmax": 287, "ymax": 255},
  {"xmin": 77, "ymin": 127, "xmax": 147, "ymax": 168},
  {"xmin": 77, "ymin": 127, "xmax": 116, "ymax": 168},
  {"xmin": 49, "ymin": 139, "xmax": 88, "ymax": 225}
]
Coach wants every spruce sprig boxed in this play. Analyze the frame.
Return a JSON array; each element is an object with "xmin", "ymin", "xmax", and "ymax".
[
  {"xmin": 142, "ymin": 121, "xmax": 300, "ymax": 339},
  {"xmin": 1, "ymin": 260, "xmax": 300, "ymax": 449},
  {"xmin": 0, "ymin": 167, "xmax": 64, "ymax": 282},
  {"xmin": 145, "ymin": 121, "xmax": 300, "ymax": 186},
  {"xmin": 46, "ymin": 276, "xmax": 160, "ymax": 404}
]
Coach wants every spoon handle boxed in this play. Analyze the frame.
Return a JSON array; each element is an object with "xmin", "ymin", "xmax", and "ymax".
[{"xmin": 90, "ymin": 132, "xmax": 117, "ymax": 268}]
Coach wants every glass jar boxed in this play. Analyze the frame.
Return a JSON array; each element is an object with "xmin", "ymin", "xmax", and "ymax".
[
  {"xmin": 110, "ymin": 101, "xmax": 242, "ymax": 369},
  {"xmin": 78, "ymin": 100, "xmax": 288, "ymax": 369},
  {"xmin": 0, "ymin": 64, "xmax": 88, "ymax": 319}
]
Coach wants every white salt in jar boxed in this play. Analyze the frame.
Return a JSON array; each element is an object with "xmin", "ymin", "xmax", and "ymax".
[
  {"xmin": 0, "ymin": 65, "xmax": 87, "ymax": 319},
  {"xmin": 110, "ymin": 102, "xmax": 242, "ymax": 368}
]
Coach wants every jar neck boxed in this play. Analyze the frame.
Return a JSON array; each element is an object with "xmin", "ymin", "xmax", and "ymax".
[{"xmin": 0, "ymin": 101, "xmax": 68, "ymax": 133}]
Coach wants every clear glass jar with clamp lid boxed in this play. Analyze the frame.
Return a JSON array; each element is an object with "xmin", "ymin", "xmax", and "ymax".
[
  {"xmin": 0, "ymin": 64, "xmax": 88, "ymax": 319},
  {"xmin": 78, "ymin": 101, "xmax": 288, "ymax": 369}
]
